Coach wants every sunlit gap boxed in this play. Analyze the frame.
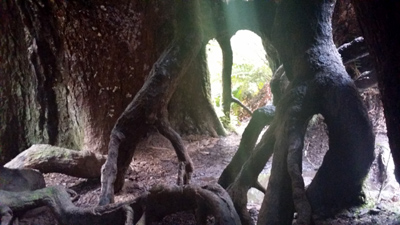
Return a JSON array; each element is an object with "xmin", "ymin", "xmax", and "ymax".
[
  {"xmin": 206, "ymin": 30, "xmax": 272, "ymax": 131},
  {"xmin": 205, "ymin": 1, "xmax": 273, "ymax": 207}
]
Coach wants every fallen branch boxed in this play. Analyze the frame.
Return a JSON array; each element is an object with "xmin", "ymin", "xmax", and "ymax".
[
  {"xmin": 5, "ymin": 144, "xmax": 106, "ymax": 178},
  {"xmin": 232, "ymin": 96, "xmax": 253, "ymax": 116}
]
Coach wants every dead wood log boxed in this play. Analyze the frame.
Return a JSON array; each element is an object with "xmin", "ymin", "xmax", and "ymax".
[
  {"xmin": 0, "ymin": 166, "xmax": 45, "ymax": 192},
  {"xmin": 226, "ymin": 121, "xmax": 277, "ymax": 225},
  {"xmin": 5, "ymin": 144, "xmax": 106, "ymax": 178}
]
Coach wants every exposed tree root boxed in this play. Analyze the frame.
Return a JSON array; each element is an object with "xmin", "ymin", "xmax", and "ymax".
[
  {"xmin": 0, "ymin": 184, "xmax": 240, "ymax": 225},
  {"xmin": 144, "ymin": 183, "xmax": 241, "ymax": 224},
  {"xmin": 156, "ymin": 114, "xmax": 194, "ymax": 185},
  {"xmin": 226, "ymin": 122, "xmax": 277, "ymax": 225},
  {"xmin": 5, "ymin": 144, "xmax": 106, "ymax": 178},
  {"xmin": 219, "ymin": 105, "xmax": 275, "ymax": 190}
]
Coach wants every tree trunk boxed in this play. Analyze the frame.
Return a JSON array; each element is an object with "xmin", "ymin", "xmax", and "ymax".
[
  {"xmin": 218, "ymin": 37, "xmax": 234, "ymax": 122},
  {"xmin": 225, "ymin": 0, "xmax": 375, "ymax": 224},
  {"xmin": 0, "ymin": 0, "xmax": 223, "ymax": 166},
  {"xmin": 351, "ymin": 1, "xmax": 400, "ymax": 183},
  {"xmin": 169, "ymin": 44, "xmax": 226, "ymax": 137}
]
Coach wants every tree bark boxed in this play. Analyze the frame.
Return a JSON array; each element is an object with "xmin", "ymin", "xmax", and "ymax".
[
  {"xmin": 169, "ymin": 44, "xmax": 226, "ymax": 137},
  {"xmin": 225, "ymin": 0, "xmax": 375, "ymax": 224},
  {"xmin": 351, "ymin": 0, "xmax": 400, "ymax": 183},
  {"xmin": 0, "ymin": 0, "xmax": 224, "ymax": 166}
]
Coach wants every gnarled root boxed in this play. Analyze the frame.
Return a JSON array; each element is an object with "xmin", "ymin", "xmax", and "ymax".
[
  {"xmin": 156, "ymin": 115, "xmax": 193, "ymax": 185},
  {"xmin": 1, "ymin": 184, "xmax": 240, "ymax": 225},
  {"xmin": 219, "ymin": 105, "xmax": 275, "ymax": 190},
  {"xmin": 144, "ymin": 183, "xmax": 241, "ymax": 224},
  {"xmin": 225, "ymin": 122, "xmax": 277, "ymax": 225}
]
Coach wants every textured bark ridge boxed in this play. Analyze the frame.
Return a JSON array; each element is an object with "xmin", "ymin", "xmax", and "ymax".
[
  {"xmin": 0, "ymin": 184, "xmax": 240, "ymax": 225},
  {"xmin": 222, "ymin": 1, "xmax": 375, "ymax": 224}
]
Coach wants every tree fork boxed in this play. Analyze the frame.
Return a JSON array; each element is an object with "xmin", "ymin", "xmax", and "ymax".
[{"xmin": 98, "ymin": 0, "xmax": 203, "ymax": 206}]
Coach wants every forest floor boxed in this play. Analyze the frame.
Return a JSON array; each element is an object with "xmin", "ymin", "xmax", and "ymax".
[{"xmin": 17, "ymin": 91, "xmax": 400, "ymax": 224}]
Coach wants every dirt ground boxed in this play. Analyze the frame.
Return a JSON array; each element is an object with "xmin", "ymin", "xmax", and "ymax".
[{"xmin": 15, "ymin": 90, "xmax": 400, "ymax": 225}]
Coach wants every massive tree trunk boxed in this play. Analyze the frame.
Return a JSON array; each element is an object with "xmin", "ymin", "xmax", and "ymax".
[
  {"xmin": 0, "ymin": 0, "xmax": 223, "ymax": 165},
  {"xmin": 223, "ymin": 0, "xmax": 375, "ymax": 224},
  {"xmin": 351, "ymin": 1, "xmax": 400, "ymax": 183}
]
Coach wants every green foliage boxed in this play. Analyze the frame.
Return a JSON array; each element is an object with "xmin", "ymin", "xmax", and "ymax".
[{"xmin": 231, "ymin": 63, "xmax": 272, "ymax": 115}]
